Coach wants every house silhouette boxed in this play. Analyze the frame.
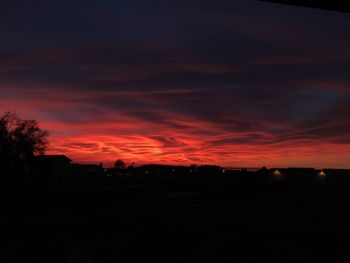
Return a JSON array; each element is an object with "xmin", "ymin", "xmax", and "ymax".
[{"xmin": 31, "ymin": 155, "xmax": 72, "ymax": 185}]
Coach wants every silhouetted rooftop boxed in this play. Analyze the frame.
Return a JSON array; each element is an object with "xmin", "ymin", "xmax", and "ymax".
[{"xmin": 34, "ymin": 155, "xmax": 72, "ymax": 163}]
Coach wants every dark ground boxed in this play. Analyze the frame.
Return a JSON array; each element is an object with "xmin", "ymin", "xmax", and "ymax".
[{"xmin": 1, "ymin": 178, "xmax": 350, "ymax": 262}]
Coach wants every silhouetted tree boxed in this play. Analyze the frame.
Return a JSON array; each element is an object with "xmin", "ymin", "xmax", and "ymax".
[
  {"xmin": 114, "ymin": 159, "xmax": 126, "ymax": 170},
  {"xmin": 0, "ymin": 111, "xmax": 49, "ymax": 176}
]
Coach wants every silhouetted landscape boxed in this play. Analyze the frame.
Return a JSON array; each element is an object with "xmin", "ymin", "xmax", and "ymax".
[
  {"xmin": 3, "ymin": 156, "xmax": 350, "ymax": 262},
  {"xmin": 1, "ymin": 111, "xmax": 350, "ymax": 262}
]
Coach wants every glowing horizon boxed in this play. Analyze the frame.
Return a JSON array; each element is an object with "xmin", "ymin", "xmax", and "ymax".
[{"xmin": 6, "ymin": 106, "xmax": 350, "ymax": 169}]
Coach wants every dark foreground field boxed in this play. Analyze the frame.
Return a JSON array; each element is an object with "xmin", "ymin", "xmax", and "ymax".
[{"xmin": 2, "ymin": 179, "xmax": 350, "ymax": 262}]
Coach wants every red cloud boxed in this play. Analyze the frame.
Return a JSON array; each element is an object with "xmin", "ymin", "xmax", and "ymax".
[{"xmin": 1, "ymin": 79, "xmax": 349, "ymax": 169}]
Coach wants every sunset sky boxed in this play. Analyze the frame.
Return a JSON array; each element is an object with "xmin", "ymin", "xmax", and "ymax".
[{"xmin": 1, "ymin": 0, "xmax": 350, "ymax": 168}]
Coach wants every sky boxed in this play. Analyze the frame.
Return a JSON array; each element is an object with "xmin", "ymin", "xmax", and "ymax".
[{"xmin": 1, "ymin": 0, "xmax": 350, "ymax": 168}]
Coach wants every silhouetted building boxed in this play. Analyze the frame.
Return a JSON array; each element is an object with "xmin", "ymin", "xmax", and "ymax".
[
  {"xmin": 283, "ymin": 168, "xmax": 317, "ymax": 183},
  {"xmin": 270, "ymin": 168, "xmax": 287, "ymax": 181},
  {"xmin": 70, "ymin": 163, "xmax": 105, "ymax": 182},
  {"xmin": 106, "ymin": 167, "xmax": 129, "ymax": 176},
  {"xmin": 324, "ymin": 169, "xmax": 350, "ymax": 185},
  {"xmin": 255, "ymin": 167, "xmax": 271, "ymax": 182},
  {"xmin": 30, "ymin": 155, "xmax": 72, "ymax": 186},
  {"xmin": 315, "ymin": 170, "xmax": 327, "ymax": 183},
  {"xmin": 197, "ymin": 165, "xmax": 224, "ymax": 177}
]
